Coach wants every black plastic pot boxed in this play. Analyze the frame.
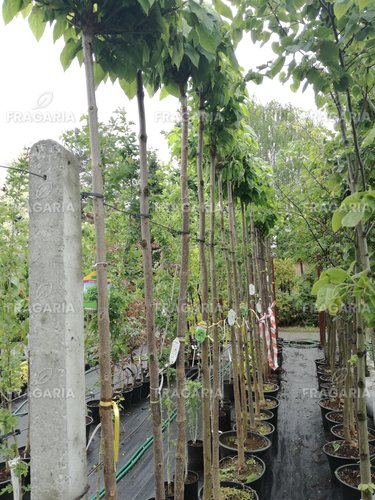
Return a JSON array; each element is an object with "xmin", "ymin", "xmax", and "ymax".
[
  {"xmin": 325, "ymin": 410, "xmax": 343, "ymax": 431},
  {"xmin": 121, "ymin": 387, "xmax": 133, "ymax": 409},
  {"xmin": 335, "ymin": 464, "xmax": 375, "ymax": 500},
  {"xmin": 187, "ymin": 440, "xmax": 204, "ymax": 471},
  {"xmin": 142, "ymin": 376, "xmax": 150, "ymax": 398},
  {"xmin": 199, "ymin": 481, "xmax": 259, "ymax": 499},
  {"xmin": 330, "ymin": 424, "xmax": 375, "ymax": 444},
  {"xmin": 0, "ymin": 465, "xmax": 12, "ymax": 500},
  {"xmin": 219, "ymin": 454, "xmax": 266, "ymax": 494},
  {"xmin": 219, "ymin": 431, "xmax": 271, "ymax": 461},
  {"xmin": 183, "ymin": 470, "xmax": 199, "ymax": 500},
  {"xmin": 87, "ymin": 399, "xmax": 100, "ymax": 425},
  {"xmin": 224, "ymin": 380, "xmax": 234, "ymax": 402},
  {"xmin": 132, "ymin": 382, "xmax": 143, "ymax": 404},
  {"xmin": 219, "ymin": 405, "xmax": 232, "ymax": 432},
  {"xmin": 86, "ymin": 415, "xmax": 93, "ymax": 444},
  {"xmin": 323, "ymin": 441, "xmax": 375, "ymax": 484}
]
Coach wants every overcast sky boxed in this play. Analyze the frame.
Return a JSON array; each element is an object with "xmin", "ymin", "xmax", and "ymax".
[{"xmin": 0, "ymin": 14, "xmax": 318, "ymax": 184}]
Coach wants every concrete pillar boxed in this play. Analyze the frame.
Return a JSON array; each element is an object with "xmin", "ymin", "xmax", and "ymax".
[{"xmin": 29, "ymin": 140, "xmax": 87, "ymax": 500}]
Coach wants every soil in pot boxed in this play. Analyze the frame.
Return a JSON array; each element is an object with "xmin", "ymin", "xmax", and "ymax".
[
  {"xmin": 330, "ymin": 424, "xmax": 375, "ymax": 443},
  {"xmin": 262, "ymin": 383, "xmax": 279, "ymax": 395},
  {"xmin": 325, "ymin": 410, "xmax": 343, "ymax": 431},
  {"xmin": 219, "ymin": 431, "xmax": 271, "ymax": 460},
  {"xmin": 219, "ymin": 454, "xmax": 265, "ymax": 492},
  {"xmin": 87, "ymin": 399, "xmax": 100, "ymax": 425},
  {"xmin": 200, "ymin": 482, "xmax": 258, "ymax": 499},
  {"xmin": 254, "ymin": 409, "xmax": 274, "ymax": 424},
  {"xmin": 323, "ymin": 440, "xmax": 375, "ymax": 483},
  {"xmin": 187, "ymin": 439, "xmax": 204, "ymax": 471},
  {"xmin": 335, "ymin": 464, "xmax": 375, "ymax": 500},
  {"xmin": 233, "ymin": 422, "xmax": 275, "ymax": 441},
  {"xmin": 319, "ymin": 398, "xmax": 343, "ymax": 430}
]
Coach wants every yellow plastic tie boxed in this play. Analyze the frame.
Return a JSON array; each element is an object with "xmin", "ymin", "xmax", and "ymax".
[{"xmin": 99, "ymin": 400, "xmax": 120, "ymax": 465}]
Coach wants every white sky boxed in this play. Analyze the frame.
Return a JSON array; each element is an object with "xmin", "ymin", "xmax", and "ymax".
[{"xmin": 0, "ymin": 14, "xmax": 318, "ymax": 184}]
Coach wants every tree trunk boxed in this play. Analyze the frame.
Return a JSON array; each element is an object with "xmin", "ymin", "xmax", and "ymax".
[
  {"xmin": 240, "ymin": 202, "xmax": 256, "ymax": 430},
  {"xmin": 209, "ymin": 145, "xmax": 221, "ymax": 497},
  {"xmin": 174, "ymin": 82, "xmax": 190, "ymax": 500},
  {"xmin": 227, "ymin": 180, "xmax": 246, "ymax": 471},
  {"xmin": 195, "ymin": 93, "xmax": 212, "ymax": 500},
  {"xmin": 82, "ymin": 31, "xmax": 117, "ymax": 500},
  {"xmin": 136, "ymin": 70, "xmax": 165, "ymax": 500}
]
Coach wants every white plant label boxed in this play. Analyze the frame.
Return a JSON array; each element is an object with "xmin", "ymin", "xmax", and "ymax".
[
  {"xmin": 249, "ymin": 283, "xmax": 256, "ymax": 295},
  {"xmin": 227, "ymin": 309, "xmax": 236, "ymax": 326},
  {"xmin": 169, "ymin": 337, "xmax": 180, "ymax": 365},
  {"xmin": 256, "ymin": 301, "xmax": 262, "ymax": 314}
]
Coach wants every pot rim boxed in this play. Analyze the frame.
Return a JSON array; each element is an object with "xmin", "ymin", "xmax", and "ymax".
[
  {"xmin": 219, "ymin": 430, "xmax": 272, "ymax": 453},
  {"xmin": 334, "ymin": 463, "xmax": 375, "ymax": 491},
  {"xmin": 219, "ymin": 453, "xmax": 266, "ymax": 483},
  {"xmin": 330, "ymin": 424, "xmax": 375, "ymax": 442}
]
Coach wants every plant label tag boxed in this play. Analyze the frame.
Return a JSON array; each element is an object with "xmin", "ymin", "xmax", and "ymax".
[
  {"xmin": 256, "ymin": 301, "xmax": 262, "ymax": 314},
  {"xmin": 195, "ymin": 321, "xmax": 207, "ymax": 342},
  {"xmin": 227, "ymin": 309, "xmax": 236, "ymax": 326},
  {"xmin": 169, "ymin": 338, "xmax": 180, "ymax": 365},
  {"xmin": 249, "ymin": 284, "xmax": 256, "ymax": 295}
]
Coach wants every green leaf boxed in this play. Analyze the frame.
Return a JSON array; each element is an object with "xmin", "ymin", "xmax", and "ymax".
[
  {"xmin": 213, "ymin": 0, "xmax": 233, "ymax": 19},
  {"xmin": 2, "ymin": 0, "xmax": 24, "ymax": 24},
  {"xmin": 334, "ymin": 0, "xmax": 353, "ymax": 19},
  {"xmin": 53, "ymin": 18, "xmax": 67, "ymax": 42},
  {"xmin": 185, "ymin": 44, "xmax": 200, "ymax": 68},
  {"xmin": 93, "ymin": 63, "xmax": 107, "ymax": 88},
  {"xmin": 119, "ymin": 79, "xmax": 137, "ymax": 99},
  {"xmin": 362, "ymin": 127, "xmax": 375, "ymax": 148},
  {"xmin": 325, "ymin": 268, "xmax": 348, "ymax": 284},
  {"xmin": 28, "ymin": 5, "xmax": 46, "ymax": 41},
  {"xmin": 341, "ymin": 210, "xmax": 364, "ymax": 227},
  {"xmin": 137, "ymin": 0, "xmax": 152, "ymax": 14},
  {"xmin": 196, "ymin": 24, "xmax": 218, "ymax": 53},
  {"xmin": 332, "ymin": 208, "xmax": 344, "ymax": 232},
  {"xmin": 60, "ymin": 38, "xmax": 81, "ymax": 71},
  {"xmin": 268, "ymin": 56, "xmax": 285, "ymax": 78}
]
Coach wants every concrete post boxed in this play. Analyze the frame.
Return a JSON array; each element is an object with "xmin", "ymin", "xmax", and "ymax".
[{"xmin": 29, "ymin": 140, "xmax": 87, "ymax": 500}]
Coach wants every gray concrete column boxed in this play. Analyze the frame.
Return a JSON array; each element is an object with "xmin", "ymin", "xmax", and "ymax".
[{"xmin": 29, "ymin": 140, "xmax": 87, "ymax": 500}]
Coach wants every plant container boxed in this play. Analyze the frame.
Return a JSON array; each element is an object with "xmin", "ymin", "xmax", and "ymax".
[
  {"xmin": 335, "ymin": 463, "xmax": 375, "ymax": 500},
  {"xmin": 219, "ymin": 431, "xmax": 271, "ymax": 461},
  {"xmin": 187, "ymin": 439, "xmax": 204, "ymax": 471},
  {"xmin": 219, "ymin": 453, "xmax": 265, "ymax": 494}
]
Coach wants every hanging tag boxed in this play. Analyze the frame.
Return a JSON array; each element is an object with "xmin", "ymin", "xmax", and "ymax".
[
  {"xmin": 169, "ymin": 337, "xmax": 180, "ymax": 365},
  {"xmin": 249, "ymin": 284, "xmax": 255, "ymax": 295},
  {"xmin": 227, "ymin": 309, "xmax": 236, "ymax": 326},
  {"xmin": 256, "ymin": 301, "xmax": 262, "ymax": 314},
  {"xmin": 195, "ymin": 321, "xmax": 207, "ymax": 342}
]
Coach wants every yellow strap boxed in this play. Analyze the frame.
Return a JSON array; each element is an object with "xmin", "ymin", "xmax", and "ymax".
[{"xmin": 99, "ymin": 400, "xmax": 120, "ymax": 465}]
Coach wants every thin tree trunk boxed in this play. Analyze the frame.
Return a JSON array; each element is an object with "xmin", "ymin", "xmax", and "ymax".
[
  {"xmin": 209, "ymin": 145, "xmax": 221, "ymax": 497},
  {"xmin": 82, "ymin": 31, "xmax": 117, "ymax": 500},
  {"xmin": 136, "ymin": 71, "xmax": 165, "ymax": 500},
  {"xmin": 218, "ymin": 170, "xmax": 233, "ymax": 310},
  {"xmin": 240, "ymin": 202, "xmax": 256, "ymax": 430},
  {"xmin": 227, "ymin": 180, "xmax": 245, "ymax": 471},
  {"xmin": 174, "ymin": 82, "xmax": 190, "ymax": 500},
  {"xmin": 250, "ymin": 211, "xmax": 266, "ymax": 406}
]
